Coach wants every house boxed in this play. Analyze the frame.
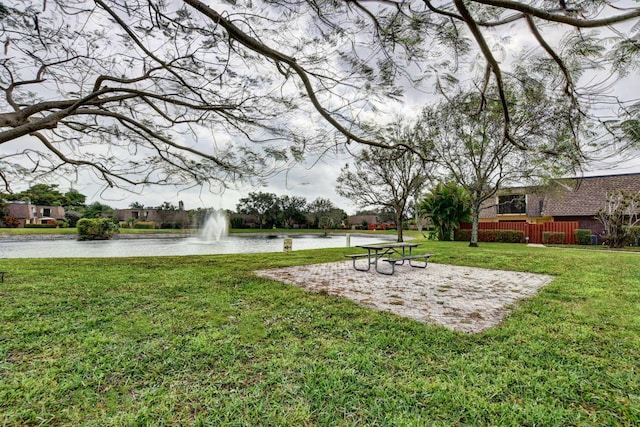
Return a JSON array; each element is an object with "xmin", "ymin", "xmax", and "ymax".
[
  {"xmin": 346, "ymin": 214, "xmax": 395, "ymax": 230},
  {"xmin": 347, "ymin": 215, "xmax": 376, "ymax": 229},
  {"xmin": 229, "ymin": 213, "xmax": 260, "ymax": 228},
  {"xmin": 116, "ymin": 208, "xmax": 191, "ymax": 228},
  {"xmin": 116, "ymin": 208, "xmax": 154, "ymax": 222},
  {"xmin": 5, "ymin": 201, "xmax": 66, "ymax": 227},
  {"xmin": 479, "ymin": 173, "xmax": 640, "ymax": 235}
]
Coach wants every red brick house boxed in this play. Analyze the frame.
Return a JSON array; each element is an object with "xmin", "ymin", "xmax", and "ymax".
[{"xmin": 479, "ymin": 173, "xmax": 640, "ymax": 235}]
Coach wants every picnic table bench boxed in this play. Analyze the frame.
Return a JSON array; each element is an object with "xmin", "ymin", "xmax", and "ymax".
[{"xmin": 345, "ymin": 242, "xmax": 433, "ymax": 275}]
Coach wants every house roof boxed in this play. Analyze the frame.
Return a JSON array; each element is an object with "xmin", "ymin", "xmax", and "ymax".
[
  {"xmin": 6, "ymin": 202, "xmax": 32, "ymax": 219},
  {"xmin": 480, "ymin": 172, "xmax": 640, "ymax": 219},
  {"xmin": 347, "ymin": 215, "xmax": 380, "ymax": 225},
  {"xmin": 6, "ymin": 202, "xmax": 66, "ymax": 220},
  {"xmin": 542, "ymin": 173, "xmax": 640, "ymax": 217}
]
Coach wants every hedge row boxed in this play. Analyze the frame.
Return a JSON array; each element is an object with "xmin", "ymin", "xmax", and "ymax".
[
  {"xmin": 454, "ymin": 227, "xmax": 639, "ymax": 245},
  {"xmin": 454, "ymin": 229, "xmax": 525, "ymax": 243},
  {"xmin": 574, "ymin": 229, "xmax": 593, "ymax": 245},
  {"xmin": 542, "ymin": 231, "xmax": 565, "ymax": 244},
  {"xmin": 133, "ymin": 221, "xmax": 155, "ymax": 229}
]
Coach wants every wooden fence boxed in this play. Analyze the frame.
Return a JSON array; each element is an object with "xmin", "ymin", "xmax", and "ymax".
[{"xmin": 458, "ymin": 221, "xmax": 579, "ymax": 244}]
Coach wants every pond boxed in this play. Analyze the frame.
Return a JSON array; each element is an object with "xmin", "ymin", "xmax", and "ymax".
[{"xmin": 0, "ymin": 233, "xmax": 395, "ymax": 259}]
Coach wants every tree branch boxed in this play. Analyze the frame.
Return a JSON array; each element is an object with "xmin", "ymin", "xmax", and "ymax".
[
  {"xmin": 453, "ymin": 0, "xmax": 525, "ymax": 150},
  {"xmin": 524, "ymin": 14, "xmax": 575, "ymax": 97},
  {"xmin": 183, "ymin": 0, "xmax": 401, "ymax": 151},
  {"xmin": 472, "ymin": 0, "xmax": 640, "ymax": 27}
]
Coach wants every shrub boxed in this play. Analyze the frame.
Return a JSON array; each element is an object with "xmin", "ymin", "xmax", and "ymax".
[
  {"xmin": 542, "ymin": 231, "xmax": 565, "ymax": 244},
  {"xmin": 574, "ymin": 229, "xmax": 593, "ymax": 245},
  {"xmin": 25, "ymin": 223, "xmax": 57, "ymax": 228},
  {"xmin": 453, "ymin": 229, "xmax": 524, "ymax": 243},
  {"xmin": 454, "ymin": 229, "xmax": 471, "ymax": 241},
  {"xmin": 133, "ymin": 221, "xmax": 156, "ymax": 229},
  {"xmin": 2, "ymin": 215, "xmax": 20, "ymax": 228},
  {"xmin": 121, "ymin": 218, "xmax": 137, "ymax": 229},
  {"xmin": 77, "ymin": 218, "xmax": 119, "ymax": 240},
  {"xmin": 479, "ymin": 229, "xmax": 498, "ymax": 242},
  {"xmin": 496, "ymin": 230, "xmax": 525, "ymax": 243},
  {"xmin": 630, "ymin": 226, "xmax": 640, "ymax": 246},
  {"xmin": 160, "ymin": 222, "xmax": 184, "ymax": 229},
  {"xmin": 230, "ymin": 217, "xmax": 246, "ymax": 229},
  {"xmin": 64, "ymin": 211, "xmax": 82, "ymax": 227}
]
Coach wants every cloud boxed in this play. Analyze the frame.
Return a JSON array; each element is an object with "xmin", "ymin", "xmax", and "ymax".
[{"xmin": 64, "ymin": 151, "xmax": 358, "ymax": 214}]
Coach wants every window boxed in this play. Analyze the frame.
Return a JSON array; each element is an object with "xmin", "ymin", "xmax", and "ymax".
[
  {"xmin": 43, "ymin": 208, "xmax": 51, "ymax": 217},
  {"xmin": 498, "ymin": 195, "xmax": 526, "ymax": 215}
]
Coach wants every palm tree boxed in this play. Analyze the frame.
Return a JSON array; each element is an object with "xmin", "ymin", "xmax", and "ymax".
[{"xmin": 420, "ymin": 183, "xmax": 471, "ymax": 241}]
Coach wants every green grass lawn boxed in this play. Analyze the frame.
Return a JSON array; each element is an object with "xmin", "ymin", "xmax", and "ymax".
[
  {"xmin": 0, "ymin": 227, "xmax": 80, "ymax": 236},
  {"xmin": 1, "ymin": 242, "xmax": 638, "ymax": 425}
]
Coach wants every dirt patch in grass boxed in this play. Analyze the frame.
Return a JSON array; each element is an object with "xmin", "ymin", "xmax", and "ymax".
[{"xmin": 256, "ymin": 261, "xmax": 554, "ymax": 333}]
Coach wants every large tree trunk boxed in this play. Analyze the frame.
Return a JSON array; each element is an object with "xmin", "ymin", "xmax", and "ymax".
[
  {"xmin": 395, "ymin": 209, "xmax": 404, "ymax": 242},
  {"xmin": 470, "ymin": 206, "xmax": 480, "ymax": 247}
]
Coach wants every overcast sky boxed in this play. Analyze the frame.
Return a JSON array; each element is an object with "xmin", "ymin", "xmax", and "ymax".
[{"xmin": 75, "ymin": 150, "xmax": 361, "ymax": 213}]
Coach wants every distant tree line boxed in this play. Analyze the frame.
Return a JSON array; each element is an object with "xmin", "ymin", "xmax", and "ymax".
[
  {"xmin": 3, "ymin": 183, "xmax": 477, "ymax": 236},
  {"xmin": 234, "ymin": 192, "xmax": 347, "ymax": 229},
  {"xmin": 1, "ymin": 184, "xmax": 356, "ymax": 230}
]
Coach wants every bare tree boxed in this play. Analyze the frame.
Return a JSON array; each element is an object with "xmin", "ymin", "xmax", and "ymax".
[
  {"xmin": 336, "ymin": 121, "xmax": 433, "ymax": 242},
  {"xmin": 597, "ymin": 189, "xmax": 640, "ymax": 248},
  {"xmin": 1, "ymin": 1, "xmax": 639, "ymax": 195},
  {"xmin": 417, "ymin": 82, "xmax": 579, "ymax": 246}
]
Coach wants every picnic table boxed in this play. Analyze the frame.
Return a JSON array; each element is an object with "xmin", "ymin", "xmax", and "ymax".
[{"xmin": 345, "ymin": 242, "xmax": 433, "ymax": 275}]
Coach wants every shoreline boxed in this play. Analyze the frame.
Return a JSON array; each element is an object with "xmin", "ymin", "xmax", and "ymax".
[{"xmin": 0, "ymin": 231, "xmax": 387, "ymax": 242}]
